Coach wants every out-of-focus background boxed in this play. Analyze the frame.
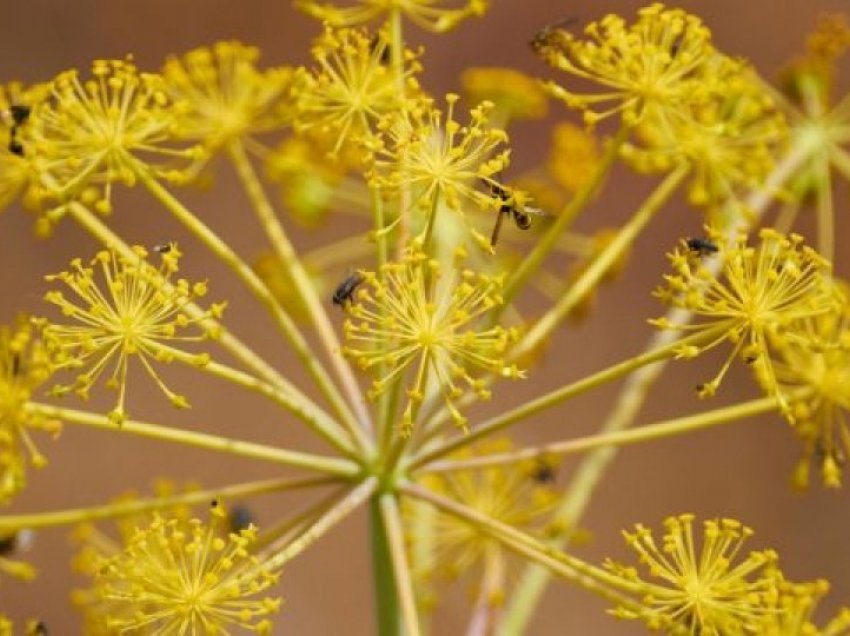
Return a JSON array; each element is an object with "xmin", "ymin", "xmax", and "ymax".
[{"xmin": 1, "ymin": 1, "xmax": 849, "ymax": 633}]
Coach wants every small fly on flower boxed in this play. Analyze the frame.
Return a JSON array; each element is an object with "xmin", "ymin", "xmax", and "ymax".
[
  {"xmin": 4, "ymin": 103, "xmax": 30, "ymax": 157},
  {"xmin": 332, "ymin": 272, "xmax": 364, "ymax": 308},
  {"xmin": 530, "ymin": 17, "xmax": 580, "ymax": 55},
  {"xmin": 484, "ymin": 177, "xmax": 548, "ymax": 247},
  {"xmin": 685, "ymin": 237, "xmax": 719, "ymax": 257},
  {"xmin": 153, "ymin": 242, "xmax": 174, "ymax": 255},
  {"xmin": 531, "ymin": 458, "xmax": 557, "ymax": 484}
]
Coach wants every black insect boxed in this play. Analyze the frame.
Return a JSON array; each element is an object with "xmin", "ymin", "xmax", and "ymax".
[
  {"xmin": 332, "ymin": 273, "xmax": 364, "ymax": 308},
  {"xmin": 530, "ymin": 17, "xmax": 579, "ymax": 55},
  {"xmin": 0, "ymin": 529, "xmax": 34, "ymax": 556},
  {"xmin": 685, "ymin": 237, "xmax": 719, "ymax": 256},
  {"xmin": 484, "ymin": 179, "xmax": 547, "ymax": 247},
  {"xmin": 532, "ymin": 459, "xmax": 557, "ymax": 484},
  {"xmin": 9, "ymin": 104, "xmax": 30, "ymax": 126},
  {"xmin": 210, "ymin": 498, "xmax": 220, "ymax": 509},
  {"xmin": 29, "ymin": 620, "xmax": 49, "ymax": 635},
  {"xmin": 153, "ymin": 242, "xmax": 173, "ymax": 254},
  {"xmin": 228, "ymin": 505, "xmax": 255, "ymax": 533},
  {"xmin": 6, "ymin": 103, "xmax": 30, "ymax": 157}
]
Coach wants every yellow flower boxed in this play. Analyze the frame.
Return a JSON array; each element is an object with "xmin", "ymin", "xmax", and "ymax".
[
  {"xmin": 294, "ymin": 0, "xmax": 488, "ymax": 33},
  {"xmin": 79, "ymin": 507, "xmax": 281, "ymax": 634},
  {"xmin": 536, "ymin": 3, "xmax": 715, "ymax": 126},
  {"xmin": 604, "ymin": 515, "xmax": 777, "ymax": 634},
  {"xmin": 547, "ymin": 122, "xmax": 601, "ymax": 194},
  {"xmin": 461, "ymin": 67, "xmax": 548, "ymax": 122},
  {"xmin": 28, "ymin": 59, "xmax": 203, "ymax": 219},
  {"xmin": 295, "ymin": 26, "xmax": 421, "ymax": 158},
  {"xmin": 343, "ymin": 247, "xmax": 522, "ymax": 433},
  {"xmin": 408, "ymin": 439, "xmax": 560, "ymax": 602},
  {"xmin": 0, "ymin": 319, "xmax": 61, "ymax": 505},
  {"xmin": 43, "ymin": 245, "xmax": 225, "ymax": 425},
  {"xmin": 254, "ymin": 250, "xmax": 325, "ymax": 320},
  {"xmin": 162, "ymin": 41, "xmax": 295, "ymax": 151},
  {"xmin": 763, "ymin": 302, "xmax": 850, "ymax": 488},
  {"xmin": 620, "ymin": 59, "xmax": 788, "ymax": 210},
  {"xmin": 369, "ymin": 94, "xmax": 511, "ymax": 215},
  {"xmin": 652, "ymin": 229, "xmax": 840, "ymax": 404}
]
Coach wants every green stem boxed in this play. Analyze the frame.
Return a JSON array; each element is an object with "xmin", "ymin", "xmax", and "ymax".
[
  {"xmin": 0, "ymin": 475, "xmax": 334, "ymax": 531},
  {"xmin": 132, "ymin": 163, "xmax": 362, "ymax": 441},
  {"xmin": 498, "ymin": 125, "xmax": 631, "ymax": 312},
  {"xmin": 227, "ymin": 140, "xmax": 374, "ymax": 445},
  {"xmin": 421, "ymin": 395, "xmax": 783, "ymax": 473},
  {"xmin": 154, "ymin": 344, "xmax": 357, "ymax": 457},
  {"xmin": 370, "ymin": 493, "xmax": 419, "ymax": 636},
  {"xmin": 515, "ymin": 164, "xmax": 689, "ymax": 357},
  {"xmin": 407, "ymin": 328, "xmax": 723, "ymax": 470},
  {"xmin": 28, "ymin": 402, "xmax": 359, "ymax": 476}
]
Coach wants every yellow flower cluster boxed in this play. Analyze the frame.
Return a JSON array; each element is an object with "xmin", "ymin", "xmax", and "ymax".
[
  {"xmin": 43, "ymin": 245, "xmax": 224, "ymax": 425},
  {"xmin": 652, "ymin": 229, "xmax": 840, "ymax": 404},
  {"xmin": 294, "ymin": 0, "xmax": 488, "ymax": 33},
  {"xmin": 343, "ymin": 247, "xmax": 522, "ymax": 432},
  {"xmin": 79, "ymin": 507, "xmax": 281, "ymax": 634}
]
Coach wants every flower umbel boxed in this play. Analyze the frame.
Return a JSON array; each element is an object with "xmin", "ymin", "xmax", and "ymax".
[
  {"xmin": 294, "ymin": 0, "xmax": 489, "ymax": 33},
  {"xmin": 343, "ymin": 247, "xmax": 522, "ymax": 432},
  {"xmin": 43, "ymin": 245, "xmax": 224, "ymax": 424},
  {"xmin": 604, "ymin": 515, "xmax": 778, "ymax": 634},
  {"xmin": 295, "ymin": 26, "xmax": 421, "ymax": 158},
  {"xmin": 537, "ymin": 3, "xmax": 715, "ymax": 126},
  {"xmin": 29, "ymin": 59, "xmax": 202, "ymax": 217},
  {"xmin": 0, "ymin": 319, "xmax": 60, "ymax": 505},
  {"xmin": 162, "ymin": 41, "xmax": 295, "ymax": 151},
  {"xmin": 369, "ymin": 94, "xmax": 510, "ymax": 215},
  {"xmin": 652, "ymin": 229, "xmax": 840, "ymax": 404},
  {"xmin": 80, "ymin": 508, "xmax": 281, "ymax": 634}
]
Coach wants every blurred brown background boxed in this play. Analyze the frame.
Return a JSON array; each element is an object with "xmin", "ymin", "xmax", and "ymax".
[{"xmin": 1, "ymin": 0, "xmax": 849, "ymax": 634}]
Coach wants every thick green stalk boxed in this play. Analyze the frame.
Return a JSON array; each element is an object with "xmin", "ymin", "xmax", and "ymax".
[{"xmin": 371, "ymin": 494, "xmax": 400, "ymax": 636}]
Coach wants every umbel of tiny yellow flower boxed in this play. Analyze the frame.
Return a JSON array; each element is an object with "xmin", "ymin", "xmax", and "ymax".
[
  {"xmin": 460, "ymin": 67, "xmax": 549, "ymax": 123},
  {"xmin": 547, "ymin": 122, "xmax": 601, "ymax": 194},
  {"xmin": 761, "ymin": 301, "xmax": 850, "ymax": 489},
  {"xmin": 652, "ymin": 229, "xmax": 840, "ymax": 405},
  {"xmin": 294, "ymin": 0, "xmax": 489, "ymax": 33},
  {"xmin": 43, "ymin": 245, "xmax": 225, "ymax": 425},
  {"xmin": 408, "ymin": 439, "xmax": 560, "ymax": 593},
  {"xmin": 295, "ymin": 25, "xmax": 422, "ymax": 158},
  {"xmin": 620, "ymin": 58, "xmax": 789, "ymax": 211},
  {"xmin": 369, "ymin": 94, "xmax": 511, "ymax": 216},
  {"xmin": 343, "ymin": 246, "xmax": 523, "ymax": 433},
  {"xmin": 162, "ymin": 41, "xmax": 295, "ymax": 152},
  {"xmin": 79, "ymin": 506, "xmax": 281, "ymax": 634},
  {"xmin": 604, "ymin": 515, "xmax": 778, "ymax": 634},
  {"xmin": 0, "ymin": 319, "xmax": 61, "ymax": 506},
  {"xmin": 536, "ymin": 3, "xmax": 715, "ymax": 127},
  {"xmin": 27, "ymin": 59, "xmax": 204, "ymax": 223}
]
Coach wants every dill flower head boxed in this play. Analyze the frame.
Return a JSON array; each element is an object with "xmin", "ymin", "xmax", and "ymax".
[
  {"xmin": 0, "ymin": 319, "xmax": 61, "ymax": 505},
  {"xmin": 369, "ymin": 94, "xmax": 511, "ymax": 215},
  {"xmin": 343, "ymin": 246, "xmax": 523, "ymax": 433},
  {"xmin": 294, "ymin": 0, "xmax": 489, "ymax": 33},
  {"xmin": 43, "ymin": 245, "xmax": 225, "ymax": 425},
  {"xmin": 295, "ymin": 26, "xmax": 421, "ymax": 158},
  {"xmin": 408, "ymin": 439, "xmax": 560, "ymax": 596},
  {"xmin": 162, "ymin": 41, "xmax": 295, "ymax": 151},
  {"xmin": 652, "ymin": 229, "xmax": 840, "ymax": 403},
  {"xmin": 537, "ymin": 3, "xmax": 715, "ymax": 126},
  {"xmin": 29, "ymin": 59, "xmax": 204, "ymax": 217},
  {"xmin": 604, "ymin": 514, "xmax": 778, "ymax": 634},
  {"xmin": 461, "ymin": 67, "xmax": 549, "ymax": 122},
  {"xmin": 81, "ymin": 508, "xmax": 281, "ymax": 634},
  {"xmin": 763, "ymin": 303, "xmax": 850, "ymax": 489},
  {"xmin": 621, "ymin": 59, "xmax": 788, "ymax": 209}
]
